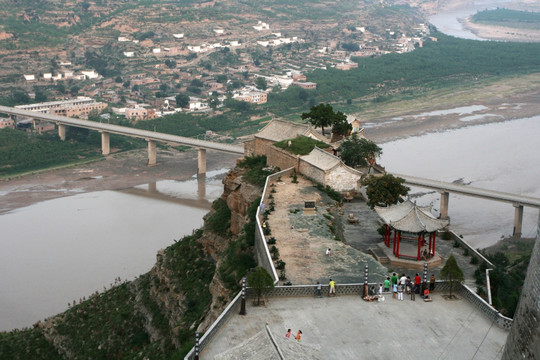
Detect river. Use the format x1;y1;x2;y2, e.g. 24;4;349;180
429;0;513;40
0;169;228;332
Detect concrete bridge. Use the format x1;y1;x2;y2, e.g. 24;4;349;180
394;173;540;237
0;105;244;176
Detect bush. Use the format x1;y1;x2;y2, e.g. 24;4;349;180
206;198;231;236
276;259;286;270
470;256;479;265
453;240;461;248
267;237;277;245
270;245;280;260
463;248;470;256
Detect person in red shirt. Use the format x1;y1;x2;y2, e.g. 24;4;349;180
414;273;421;294
295;330;302;342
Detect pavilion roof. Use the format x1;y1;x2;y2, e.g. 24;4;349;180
375;200;449;233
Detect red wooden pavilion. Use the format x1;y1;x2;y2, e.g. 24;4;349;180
375;200;449;261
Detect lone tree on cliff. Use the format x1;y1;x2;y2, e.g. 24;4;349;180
338;135;382;169
440;254;464;298
362;174;409;209
247;266;274;306
301;103;338;136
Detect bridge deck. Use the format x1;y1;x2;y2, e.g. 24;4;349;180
0;105;244;155
394;173;540;208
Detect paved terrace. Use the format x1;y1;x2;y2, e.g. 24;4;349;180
0;105;244;155
201;292;508;360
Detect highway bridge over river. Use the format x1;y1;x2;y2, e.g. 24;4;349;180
395;173;540;237
2;105;539;236
0;105;244;175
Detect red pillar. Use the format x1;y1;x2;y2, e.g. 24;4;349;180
432;231;437;256
417;233;422;261
428;233;432;254
396;231;401;258
393;229;397;250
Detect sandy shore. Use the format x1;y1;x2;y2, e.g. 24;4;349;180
460;17;540;42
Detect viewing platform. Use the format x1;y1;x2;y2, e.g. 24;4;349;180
201;290;508;359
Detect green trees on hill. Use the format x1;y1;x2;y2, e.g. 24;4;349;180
308;32;540;101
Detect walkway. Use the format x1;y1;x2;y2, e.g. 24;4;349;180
201;294;508;359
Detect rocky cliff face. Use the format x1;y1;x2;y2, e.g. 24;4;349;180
141;166;262;344
10;167;263;359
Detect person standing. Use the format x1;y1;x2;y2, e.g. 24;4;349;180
326;248;332;256
429;275;436;292
329;279;336;296
392;282;397;299
397;283;404;301
296;330;302;342
383;277;391;292
414;273;421;294
285;329;292;339
316;281;322;297
391;273;398;287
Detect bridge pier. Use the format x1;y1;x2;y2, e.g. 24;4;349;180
513;203;524;237
33;119;42;134
439;191;449;220
197;148;206;177
147;139;157;166
57;123;66;141
101;132;110;155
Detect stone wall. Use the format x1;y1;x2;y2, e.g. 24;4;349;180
266;146;298;171
324;165;361;192
502;214;540;359
254;138;274;157
244;139;255;156
298;159;325;185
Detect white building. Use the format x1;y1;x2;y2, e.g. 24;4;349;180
173;33;184;39
124;52;135;57
23;74;35;81
188;97;209;112
81;70;99;79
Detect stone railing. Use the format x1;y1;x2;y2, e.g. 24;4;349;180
184;291;243;360
255;167;296;284
429;281;512;330
185;280;512;358
440;230;494;267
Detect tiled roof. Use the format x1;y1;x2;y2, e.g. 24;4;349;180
375;200;449;233
300;147;340;171
256;119;314;142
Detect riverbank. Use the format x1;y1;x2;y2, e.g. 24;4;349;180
0;148;240;215
460;16;540;42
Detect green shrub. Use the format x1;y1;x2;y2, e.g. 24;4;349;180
206;198;231;236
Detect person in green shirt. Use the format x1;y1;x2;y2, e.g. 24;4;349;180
391;273;398;286
383;277;391;292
